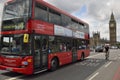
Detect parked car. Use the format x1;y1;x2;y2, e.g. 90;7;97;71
110;46;118;49
95;46;104;52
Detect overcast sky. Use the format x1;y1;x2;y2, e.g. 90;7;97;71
44;0;120;42
0;0;120;41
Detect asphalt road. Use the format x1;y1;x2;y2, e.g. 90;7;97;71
0;49;120;80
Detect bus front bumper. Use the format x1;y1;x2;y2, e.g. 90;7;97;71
0;65;33;75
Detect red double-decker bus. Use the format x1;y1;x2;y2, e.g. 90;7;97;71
0;0;90;75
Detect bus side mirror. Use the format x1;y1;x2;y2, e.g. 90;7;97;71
23;34;29;43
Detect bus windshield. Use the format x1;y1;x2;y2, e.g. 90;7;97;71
0;34;31;55
1;0;30;31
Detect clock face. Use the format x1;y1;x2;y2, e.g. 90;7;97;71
110;23;114;27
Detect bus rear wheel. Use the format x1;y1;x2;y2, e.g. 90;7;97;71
50;58;58;71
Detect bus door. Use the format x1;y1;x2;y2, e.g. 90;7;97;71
72;39;77;62
34;35;48;71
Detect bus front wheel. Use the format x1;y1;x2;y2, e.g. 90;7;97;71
50;58;58;71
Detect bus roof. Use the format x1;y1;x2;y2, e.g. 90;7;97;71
36;0;89;27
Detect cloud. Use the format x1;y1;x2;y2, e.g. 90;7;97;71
44;0;87;13
0;0;5;3
44;0;120;42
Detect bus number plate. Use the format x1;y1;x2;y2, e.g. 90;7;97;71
6;68;13;71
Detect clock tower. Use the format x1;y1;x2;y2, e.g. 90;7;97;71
109;12;116;46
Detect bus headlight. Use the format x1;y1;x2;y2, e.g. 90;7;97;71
22;61;28;66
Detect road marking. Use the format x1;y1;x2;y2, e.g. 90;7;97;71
104;61;112;68
88;72;99;80
87;53;104;58
5;75;23;80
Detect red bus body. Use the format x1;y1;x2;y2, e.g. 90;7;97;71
0;0;90;75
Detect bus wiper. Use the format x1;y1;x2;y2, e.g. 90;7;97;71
5;10;17;16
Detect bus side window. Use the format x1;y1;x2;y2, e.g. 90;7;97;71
59;43;62;51
66;40;72;51
59;43;66;52
49;36;55;53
